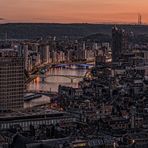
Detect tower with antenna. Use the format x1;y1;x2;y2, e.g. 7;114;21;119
138;13;142;25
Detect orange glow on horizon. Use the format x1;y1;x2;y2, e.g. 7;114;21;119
0;0;148;24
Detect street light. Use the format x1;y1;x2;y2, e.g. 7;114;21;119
132;139;135;144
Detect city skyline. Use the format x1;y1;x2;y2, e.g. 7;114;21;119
0;0;148;24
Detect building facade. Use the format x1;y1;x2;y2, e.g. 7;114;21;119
112;26;128;63
0;49;24;112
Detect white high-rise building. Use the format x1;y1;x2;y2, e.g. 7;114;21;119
23;44;29;70
39;44;49;63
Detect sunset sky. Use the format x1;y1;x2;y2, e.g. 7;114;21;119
0;0;148;23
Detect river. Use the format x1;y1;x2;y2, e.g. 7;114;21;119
24;67;88;108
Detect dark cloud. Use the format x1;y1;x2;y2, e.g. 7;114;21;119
0;18;5;21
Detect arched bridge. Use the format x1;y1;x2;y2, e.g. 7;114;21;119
38;74;86;83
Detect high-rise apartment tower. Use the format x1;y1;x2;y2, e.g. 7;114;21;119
112;26;128;63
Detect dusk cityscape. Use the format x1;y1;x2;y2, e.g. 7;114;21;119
0;0;148;148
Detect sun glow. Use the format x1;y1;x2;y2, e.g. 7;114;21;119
0;0;148;23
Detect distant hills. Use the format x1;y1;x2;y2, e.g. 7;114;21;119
0;23;148;40
81;33;111;43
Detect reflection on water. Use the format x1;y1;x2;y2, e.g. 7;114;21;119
27;67;87;92
25;67;87;108
24;95;51;108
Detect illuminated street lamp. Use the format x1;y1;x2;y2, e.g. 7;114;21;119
132;139;135;144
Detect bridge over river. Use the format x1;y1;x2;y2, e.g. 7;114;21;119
25;90;58;97
38;74;85;83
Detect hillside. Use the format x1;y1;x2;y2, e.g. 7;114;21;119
0;23;148;39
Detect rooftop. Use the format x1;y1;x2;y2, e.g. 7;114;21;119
0;109;67;121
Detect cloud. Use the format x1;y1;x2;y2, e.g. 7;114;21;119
0;18;5;21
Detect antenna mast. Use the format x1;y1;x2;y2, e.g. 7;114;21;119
138;14;142;25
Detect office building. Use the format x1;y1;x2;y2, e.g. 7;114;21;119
0;49;24;112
